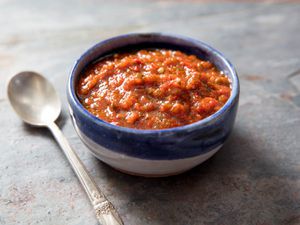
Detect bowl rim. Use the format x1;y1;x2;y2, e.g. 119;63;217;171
67;32;239;134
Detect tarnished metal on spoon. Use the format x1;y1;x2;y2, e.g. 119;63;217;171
7;71;123;225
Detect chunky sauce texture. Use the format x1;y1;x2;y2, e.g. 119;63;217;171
77;49;231;129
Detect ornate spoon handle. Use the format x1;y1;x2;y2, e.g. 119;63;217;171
48;122;123;225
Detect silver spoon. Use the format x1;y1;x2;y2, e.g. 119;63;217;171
7;71;123;225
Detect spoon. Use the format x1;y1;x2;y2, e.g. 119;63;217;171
7;71;123;225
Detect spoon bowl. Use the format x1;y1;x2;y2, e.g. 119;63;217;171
7;71;61;126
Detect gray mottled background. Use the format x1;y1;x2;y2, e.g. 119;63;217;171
1;0;300;225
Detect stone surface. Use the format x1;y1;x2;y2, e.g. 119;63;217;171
1;1;300;225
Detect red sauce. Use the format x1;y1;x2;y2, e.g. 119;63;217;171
77;49;231;129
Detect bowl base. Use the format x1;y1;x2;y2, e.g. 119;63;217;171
74;123;222;177
109;166;192;178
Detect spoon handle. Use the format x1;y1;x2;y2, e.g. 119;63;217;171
47;122;123;225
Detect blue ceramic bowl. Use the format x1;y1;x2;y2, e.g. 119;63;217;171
67;33;239;177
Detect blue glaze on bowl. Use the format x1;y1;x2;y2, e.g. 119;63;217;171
67;33;239;161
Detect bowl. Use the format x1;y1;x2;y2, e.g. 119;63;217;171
67;33;239;177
